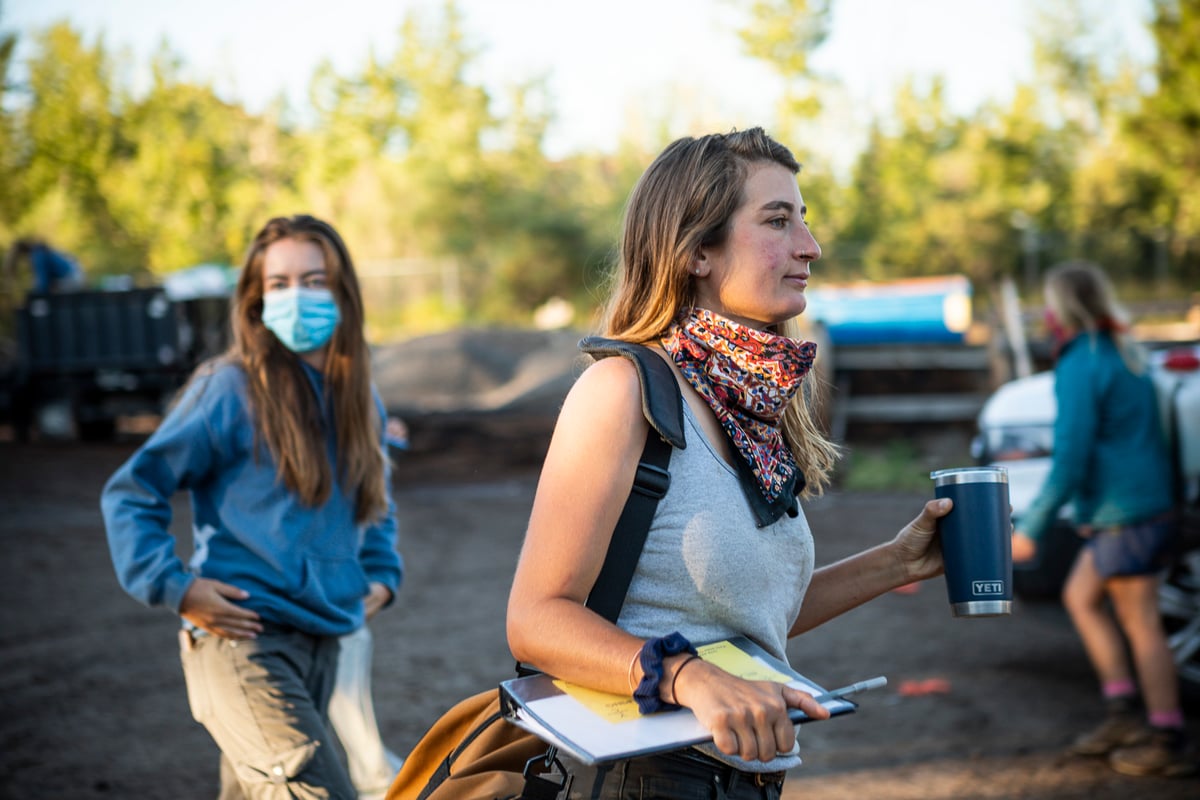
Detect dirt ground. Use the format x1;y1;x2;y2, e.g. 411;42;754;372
2;423;1199;800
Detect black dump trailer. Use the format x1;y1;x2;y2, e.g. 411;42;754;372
4;287;229;440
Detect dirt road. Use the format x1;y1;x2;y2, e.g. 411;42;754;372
1;437;1196;799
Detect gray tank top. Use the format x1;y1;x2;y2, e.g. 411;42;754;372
615;401;815;771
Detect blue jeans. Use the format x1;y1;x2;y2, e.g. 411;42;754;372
562;748;785;800
179;625;355;800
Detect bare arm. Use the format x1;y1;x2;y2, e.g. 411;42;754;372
507;357;649;692
789;498;950;637
1011;531;1038;563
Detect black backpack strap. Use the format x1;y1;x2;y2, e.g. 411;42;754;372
512;427;670;675
585;427;672;622
513;338;684;680
579;336;685;622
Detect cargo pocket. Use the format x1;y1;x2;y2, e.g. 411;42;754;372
230;739;319;788
178;628;214;724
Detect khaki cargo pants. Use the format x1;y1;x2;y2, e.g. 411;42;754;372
180;625;355;800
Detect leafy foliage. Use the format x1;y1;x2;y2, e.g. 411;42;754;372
1;0;1196;340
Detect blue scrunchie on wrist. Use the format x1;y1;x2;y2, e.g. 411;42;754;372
633;631;698;714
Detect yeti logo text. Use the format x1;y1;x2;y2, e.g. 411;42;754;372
972;581;1004;595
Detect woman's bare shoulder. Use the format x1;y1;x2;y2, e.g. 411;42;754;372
573;353;641;399
555;355;646;441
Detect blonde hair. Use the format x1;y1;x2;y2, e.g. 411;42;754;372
599;128;839;496
225;214;387;523
1044;260;1145;374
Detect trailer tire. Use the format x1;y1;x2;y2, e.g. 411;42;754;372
76;416;116;441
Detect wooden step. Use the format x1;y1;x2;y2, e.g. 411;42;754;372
839;393;989;423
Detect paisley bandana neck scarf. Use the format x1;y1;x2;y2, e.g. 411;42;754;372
661;308;817;504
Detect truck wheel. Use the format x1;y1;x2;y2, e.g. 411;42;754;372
77;417;117;441
1161;544;1200;709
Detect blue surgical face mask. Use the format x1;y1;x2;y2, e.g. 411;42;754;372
261;287;341;353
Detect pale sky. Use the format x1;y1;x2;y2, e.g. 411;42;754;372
5;0;1155;165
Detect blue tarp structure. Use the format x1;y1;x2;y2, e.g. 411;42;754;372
805;274;973;345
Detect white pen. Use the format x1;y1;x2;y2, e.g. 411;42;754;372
809;676;888;704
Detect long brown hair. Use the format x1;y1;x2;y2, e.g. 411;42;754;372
228;214;387;522
600;128;839;496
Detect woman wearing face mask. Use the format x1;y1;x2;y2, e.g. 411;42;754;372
102;214;402;799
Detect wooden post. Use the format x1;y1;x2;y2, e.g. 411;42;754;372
1000;277;1033;379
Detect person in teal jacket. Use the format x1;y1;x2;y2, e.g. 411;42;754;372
1012;261;1193;778
101;214;402;798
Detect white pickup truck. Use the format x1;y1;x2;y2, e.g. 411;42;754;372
971;342;1200;697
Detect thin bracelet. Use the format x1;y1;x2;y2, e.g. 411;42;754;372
626;644;643;694
667;654;701;705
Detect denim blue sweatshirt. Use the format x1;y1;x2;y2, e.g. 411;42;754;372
1020;332;1174;542
101;360;403;636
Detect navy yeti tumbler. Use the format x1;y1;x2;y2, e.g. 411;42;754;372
930;466;1012;617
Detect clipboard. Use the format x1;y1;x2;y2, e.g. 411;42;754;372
498;636;860;765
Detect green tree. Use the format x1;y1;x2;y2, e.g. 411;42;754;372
1016;0;1200;290
296;2;494;264
752;0;1168;305
103;45;299;273
0;19;21;233
738;0;832;122
832;73;1081;297
839;81;976;281
1120;0;1200;284
296;0;637;327
9;23;131;271
2;23;293;278
1023;0;1150;285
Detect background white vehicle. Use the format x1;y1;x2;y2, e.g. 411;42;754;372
971;343;1200;698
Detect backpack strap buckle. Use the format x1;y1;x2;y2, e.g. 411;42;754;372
519;747;571;799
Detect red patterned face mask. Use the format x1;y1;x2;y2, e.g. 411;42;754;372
661;308;816;504
1043;308;1070;346
1045;307;1127;358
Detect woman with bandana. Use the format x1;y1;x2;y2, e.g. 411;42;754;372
102;215;402;799
506;129;951;799
1012;261;1194;778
